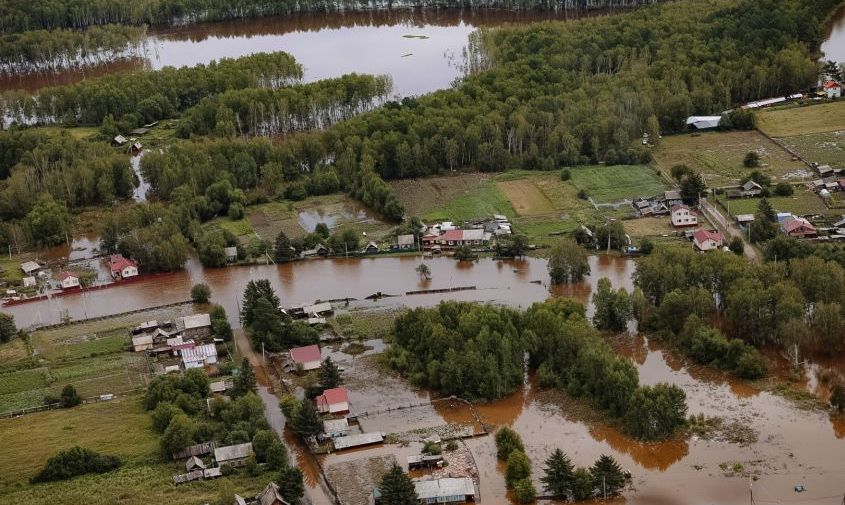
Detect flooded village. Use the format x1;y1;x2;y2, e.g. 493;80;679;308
2;0;845;504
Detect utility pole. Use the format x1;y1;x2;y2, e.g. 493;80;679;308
603;476;607;500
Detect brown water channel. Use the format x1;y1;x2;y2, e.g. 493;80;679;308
0;9;601;96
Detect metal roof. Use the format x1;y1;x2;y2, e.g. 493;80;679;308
333;432;383;450
178;313;211;330
181;344;217;363
214;442;253;463
414;478;476;500
322;418;349;434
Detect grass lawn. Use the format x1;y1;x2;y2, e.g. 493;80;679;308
778;130;845;169
715;190;831;217
246;194;392;241
390;173;495;218
653;131;809;187
757;101;845;137
569;165;667;203
422;178;515;222
204;215;256;245
0;398;274;505
330;309;404;341
623;217;677;237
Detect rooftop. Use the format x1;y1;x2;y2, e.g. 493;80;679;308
414;478;476;500
290;344;321;364
109;254;137;272
214;442;253;463
317;387;349;406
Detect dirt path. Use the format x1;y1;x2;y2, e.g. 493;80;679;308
700;198;759;261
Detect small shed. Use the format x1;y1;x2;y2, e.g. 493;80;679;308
224;246;238;262
113;135;128;146
322;418;350;438
20;261;40;275
181;343;218;369
22;276;36;288
396;234;415;250
186;456;206;473
132;333;154;352
214;442;253;468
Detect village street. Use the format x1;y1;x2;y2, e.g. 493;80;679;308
234;330;335;505
700;197;760;261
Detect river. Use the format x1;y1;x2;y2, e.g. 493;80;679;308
0;254;632;328
0;9;598;96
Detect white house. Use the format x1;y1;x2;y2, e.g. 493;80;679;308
109;254;138;279
316;387;350;414
289;344;322;371
686;116;722;129
58;271;80;289
693;230;724;251
670;204;698;227
824;80;843;99
181;343;218;369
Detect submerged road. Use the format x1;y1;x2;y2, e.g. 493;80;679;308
234;330;335;505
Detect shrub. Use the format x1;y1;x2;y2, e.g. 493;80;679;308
60;385;81;408
191;283;211;303
505;450;531;488
31;447;121;483
514;477;537;503
729;237;744;255
495;426;525;460
743;152;760;168
423;441;442;455
560;168;571;181
774;182;794;196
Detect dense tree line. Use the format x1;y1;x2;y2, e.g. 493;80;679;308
0;0;663;34
303;0;837;179
542;449;626;500
0;52;302;127
387;299;687;439
240;279;318;351
0;130;134;219
177;73;392;138
636;245;845;356
31;447;121;483
0;24;145;74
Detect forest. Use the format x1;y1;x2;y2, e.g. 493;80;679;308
635;244;845;361
0;24;145;74
386;299;688;440
0;51;302;126
0;0;663;33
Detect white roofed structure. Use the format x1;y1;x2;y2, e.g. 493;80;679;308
686;116;722;129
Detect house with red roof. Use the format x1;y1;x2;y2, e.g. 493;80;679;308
670;204;698;227
824;80;842;99
289;344;322;371
316;387;350;414
693;230;724;251
781;217;817;238
58;271;80;289
109;254;139;280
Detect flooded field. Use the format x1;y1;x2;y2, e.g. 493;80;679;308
1;254;633;329
0;9;602;96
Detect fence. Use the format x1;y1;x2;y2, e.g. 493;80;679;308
0;388;144;419
30;299;193;331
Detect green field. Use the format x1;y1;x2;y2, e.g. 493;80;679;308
569;165;667;203
757;101;845;137
423;178;516;222
716;190;831;217
654;131;809;187
779;131;845;169
0;398;273;505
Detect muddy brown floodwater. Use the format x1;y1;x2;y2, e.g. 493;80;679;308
0;9;610;96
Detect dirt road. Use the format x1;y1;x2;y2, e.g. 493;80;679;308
700;198;759;261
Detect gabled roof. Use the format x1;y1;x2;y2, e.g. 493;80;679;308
109;254;137;273
178;313;211;330
185;455;205;472
783;217;816;233
289;344;321;364
414;478;476;501
664;190;682;200
58;271;78;281
181;343;216;363
693;229;723;244
824;80;842;89
440;229;464;242
670;204;690;213
317;387;349;406
258;482;291;505
20;261;40;273
397;234;415;246
213;442;253;463
742;180;763;191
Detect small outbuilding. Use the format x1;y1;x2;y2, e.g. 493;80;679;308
109;254;139;279
181;343;218;369
175;313;212;339
396;234;415;250
185;456;206;473
132;333;154;352
214;442;253;468
20;261;41;275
